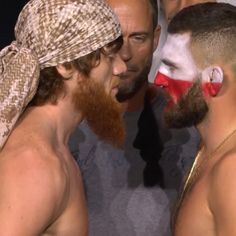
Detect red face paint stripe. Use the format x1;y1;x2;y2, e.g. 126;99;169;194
155;71;192;103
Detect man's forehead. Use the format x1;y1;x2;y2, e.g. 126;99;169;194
160;33;199;78
161;33;192;62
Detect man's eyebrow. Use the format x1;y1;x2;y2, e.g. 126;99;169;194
129;32;149;37
161;58;178;69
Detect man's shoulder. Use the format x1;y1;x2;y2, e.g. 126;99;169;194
0;141;67;185
0;142;69;234
208;149;236;224
210;150;236;184
0;140;69;207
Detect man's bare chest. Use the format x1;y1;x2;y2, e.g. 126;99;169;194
173;177;214;236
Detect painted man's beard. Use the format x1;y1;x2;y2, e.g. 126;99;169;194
72;79;125;147
164;80;209;129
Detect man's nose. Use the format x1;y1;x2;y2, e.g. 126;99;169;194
112;53;127;76
118;40;132;62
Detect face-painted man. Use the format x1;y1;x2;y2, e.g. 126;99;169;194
156;3;236;236
155;32;222;128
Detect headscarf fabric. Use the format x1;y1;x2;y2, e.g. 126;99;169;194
0;0;121;149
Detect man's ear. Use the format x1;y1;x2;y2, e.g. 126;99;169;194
153;25;161;52
201;66;223;84
56;64;75;79
201;66;224;97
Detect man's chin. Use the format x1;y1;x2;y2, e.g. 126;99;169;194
164;107;191;129
86;97;125;147
164;98;175;111
73;81;125;147
163;98;208;129
163;80;209;129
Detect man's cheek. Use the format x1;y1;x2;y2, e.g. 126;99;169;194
154;72;193;103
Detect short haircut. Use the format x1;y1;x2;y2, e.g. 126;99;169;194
168;3;236;70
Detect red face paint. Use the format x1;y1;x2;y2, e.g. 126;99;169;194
154;72;193;103
155;71;222;109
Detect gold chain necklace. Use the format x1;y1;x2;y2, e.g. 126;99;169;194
172;127;236;229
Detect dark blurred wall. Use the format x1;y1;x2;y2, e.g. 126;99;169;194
1;0;29;49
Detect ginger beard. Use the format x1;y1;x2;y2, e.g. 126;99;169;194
164;79;208;129
72;79;125;147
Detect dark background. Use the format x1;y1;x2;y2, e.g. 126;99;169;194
1;0;29;49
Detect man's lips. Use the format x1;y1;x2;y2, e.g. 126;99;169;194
111;87;119;97
119;68;138;78
110;82;120;97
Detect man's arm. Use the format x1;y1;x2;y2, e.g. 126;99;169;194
0;149;67;235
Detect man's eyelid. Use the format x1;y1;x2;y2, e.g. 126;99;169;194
107;52;116;61
130;32;149;39
103;48;115;58
161;59;178;70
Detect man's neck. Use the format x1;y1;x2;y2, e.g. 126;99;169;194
198;97;236;156
25;99;83;146
121;82;148;112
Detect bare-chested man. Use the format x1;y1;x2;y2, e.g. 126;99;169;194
155;2;236;236
0;0;126;235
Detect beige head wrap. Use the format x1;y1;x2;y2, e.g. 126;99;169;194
0;0;121;149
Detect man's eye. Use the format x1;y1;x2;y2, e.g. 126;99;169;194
166;65;177;75
107;52;115;59
106;52;116;62
169;66;175;73
133;35;146;42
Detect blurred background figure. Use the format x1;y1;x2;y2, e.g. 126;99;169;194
69;0;200;235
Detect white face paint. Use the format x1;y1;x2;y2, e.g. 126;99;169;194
159;33;199;82
155;32;223;103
